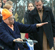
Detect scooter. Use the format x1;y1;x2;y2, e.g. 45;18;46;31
0;45;4;50
15;38;38;50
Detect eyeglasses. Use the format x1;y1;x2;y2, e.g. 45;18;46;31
8;17;15;20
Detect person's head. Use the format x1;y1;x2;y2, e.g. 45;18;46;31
28;3;34;11
3;4;13;13
35;0;43;11
2;9;14;25
0;2;2;7
5;0;13;7
3;0;7;3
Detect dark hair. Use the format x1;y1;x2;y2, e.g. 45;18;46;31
35;0;43;3
27;2;34;7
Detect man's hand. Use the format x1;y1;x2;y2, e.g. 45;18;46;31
18;48;20;50
36;22;48;28
13;38;23;42
53;37;55;43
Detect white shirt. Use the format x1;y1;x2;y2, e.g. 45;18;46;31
0;7;3;16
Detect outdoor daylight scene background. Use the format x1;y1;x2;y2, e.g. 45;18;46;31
10;0;55;23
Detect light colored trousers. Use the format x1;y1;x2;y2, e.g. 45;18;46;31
43;32;54;50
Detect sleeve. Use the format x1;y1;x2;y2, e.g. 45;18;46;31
0;25;15;47
17;22;37;33
24;12;28;24
50;8;55;37
29;15;34;24
28;10;36;39
29;12;34;24
24;11;32;24
24;11;35;40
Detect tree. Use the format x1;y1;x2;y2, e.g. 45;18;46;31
12;0;55;23
15;12;19;22
12;0;20;13
21;18;24;24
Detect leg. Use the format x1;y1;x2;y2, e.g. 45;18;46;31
43;32;47;50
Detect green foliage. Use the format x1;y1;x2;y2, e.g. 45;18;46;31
15;13;19;22
21;18;24;24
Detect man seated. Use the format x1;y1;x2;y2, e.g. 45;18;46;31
0;9;48;50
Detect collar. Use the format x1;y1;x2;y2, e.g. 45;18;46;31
30;6;50;15
1;21;14;27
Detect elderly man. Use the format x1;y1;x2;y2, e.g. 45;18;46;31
28;0;55;50
0;9;48;50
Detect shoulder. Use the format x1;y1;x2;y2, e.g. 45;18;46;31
43;6;52;12
24;10;30;18
14;21;21;26
25;10;30;14
29;7;38;15
14;21;19;25
0;23;5;30
0;23;3;27
14;22;24;29
0;23;2;26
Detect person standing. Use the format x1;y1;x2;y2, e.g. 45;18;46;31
1;0;7;8
5;0;13;8
3;4;13;13
24;2;34;39
28;0;55;50
0;1;3;22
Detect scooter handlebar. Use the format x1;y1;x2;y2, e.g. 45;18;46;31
33;40;38;43
14;39;38;44
14;40;26;44
0;45;4;50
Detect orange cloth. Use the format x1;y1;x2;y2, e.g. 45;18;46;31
8;25;14;31
2;9;12;20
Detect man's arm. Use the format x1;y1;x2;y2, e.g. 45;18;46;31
17;22;48;33
24;13;27;24
50;8;55;37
